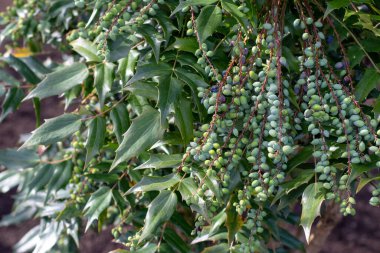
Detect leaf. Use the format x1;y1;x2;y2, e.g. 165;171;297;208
347;45;365;68
94;62;115;109
174;97;194;144
0;149;39;169
24;63;89;100
225;195;243;245
108;37;132;62
201;243;229;253
356;176;380;193
140;190;177;242
324;0;350;18
126;173;180;194
355;68;380;102
164;228;190;253
155;13;177;43
110;103;130;144
178;177;198;201
138;24;163;63
281;169;314;193
83;186;113;231
126;63;172;86
0;87;24;122
171;0;219;15
85;117;106;166
196;6;222;43
70;38;101;62
221;0;248;31
374;97;380;113
109;244;157;253
300;183;325;244
3;55;40;84
167;37;198;53
117;50;139;83
125;81;158;100
287;146;314;172
158;75;183;124
134;154;182;170
20;114;82;149
111;108;165;170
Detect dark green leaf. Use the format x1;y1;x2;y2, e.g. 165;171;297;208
138;24;163;63
140;190;177;242
225;195;243;245
83;186;113;231
174;97;194;144
111;107;165;170
172;0;219;15
355;68;380;102
70;38;101;62
95;62;115;109
158;76;183;124
24;63;89;100
110;103;130;144
196;6;222;43
134;154;182;170
126;173;180;194
0;87;24;122
20;114;82;149
324;0;350;18
85;117;106;165
126;63;172;86
0;149;39;169
300;183;325;244
167;37;198;53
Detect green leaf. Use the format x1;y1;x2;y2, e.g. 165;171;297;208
94;62;115;109
172;0;219;15
0;87;24;122
24;63;89;100
347;45;365;68
111;108;165;170
178;177;198;201
373;97;380;113
167;37;198;53
126;63;172;86
164;228;191;253
158;75;183;124
117;50;139;83
125;81;158;100
110;244;157;253
3;55;40;84
70;38;101;62
281;169;314;193
83;186;113;231
134;154;182;170
356;176;380;193
20;114;82;149
355;68;380;102
196;6;222;43
110;103;130;144
300;183;325;244
287;146;314;172
225;195;243;245
0;149;39;169
174;97;194;144
221;0;248;31
140;190;177;242
155;13;177;43
126;173;180;194
138;24;163;63
108;37;132;62
85;117;106;166
201;243;229;253
324;0;350;18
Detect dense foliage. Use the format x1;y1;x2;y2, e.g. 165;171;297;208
1;0;380;252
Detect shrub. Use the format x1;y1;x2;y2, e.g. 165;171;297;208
0;0;380;252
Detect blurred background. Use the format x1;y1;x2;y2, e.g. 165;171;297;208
0;1;379;252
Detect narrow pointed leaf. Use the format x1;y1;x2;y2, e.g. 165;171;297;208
300;183;325;244
110;103;130;144
126;63;172;85
196;6;222;43
174;97;193;144
95;62;115;109
126;173;180;194
158;76;182;124
140;190;177;242
20;114;82;149
70;38;101;62
111;108;165;170
85;117;106;165
83;186;113;231
134;154;182;170
24;63;89;100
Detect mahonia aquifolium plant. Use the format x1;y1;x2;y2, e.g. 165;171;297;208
0;0;380;252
